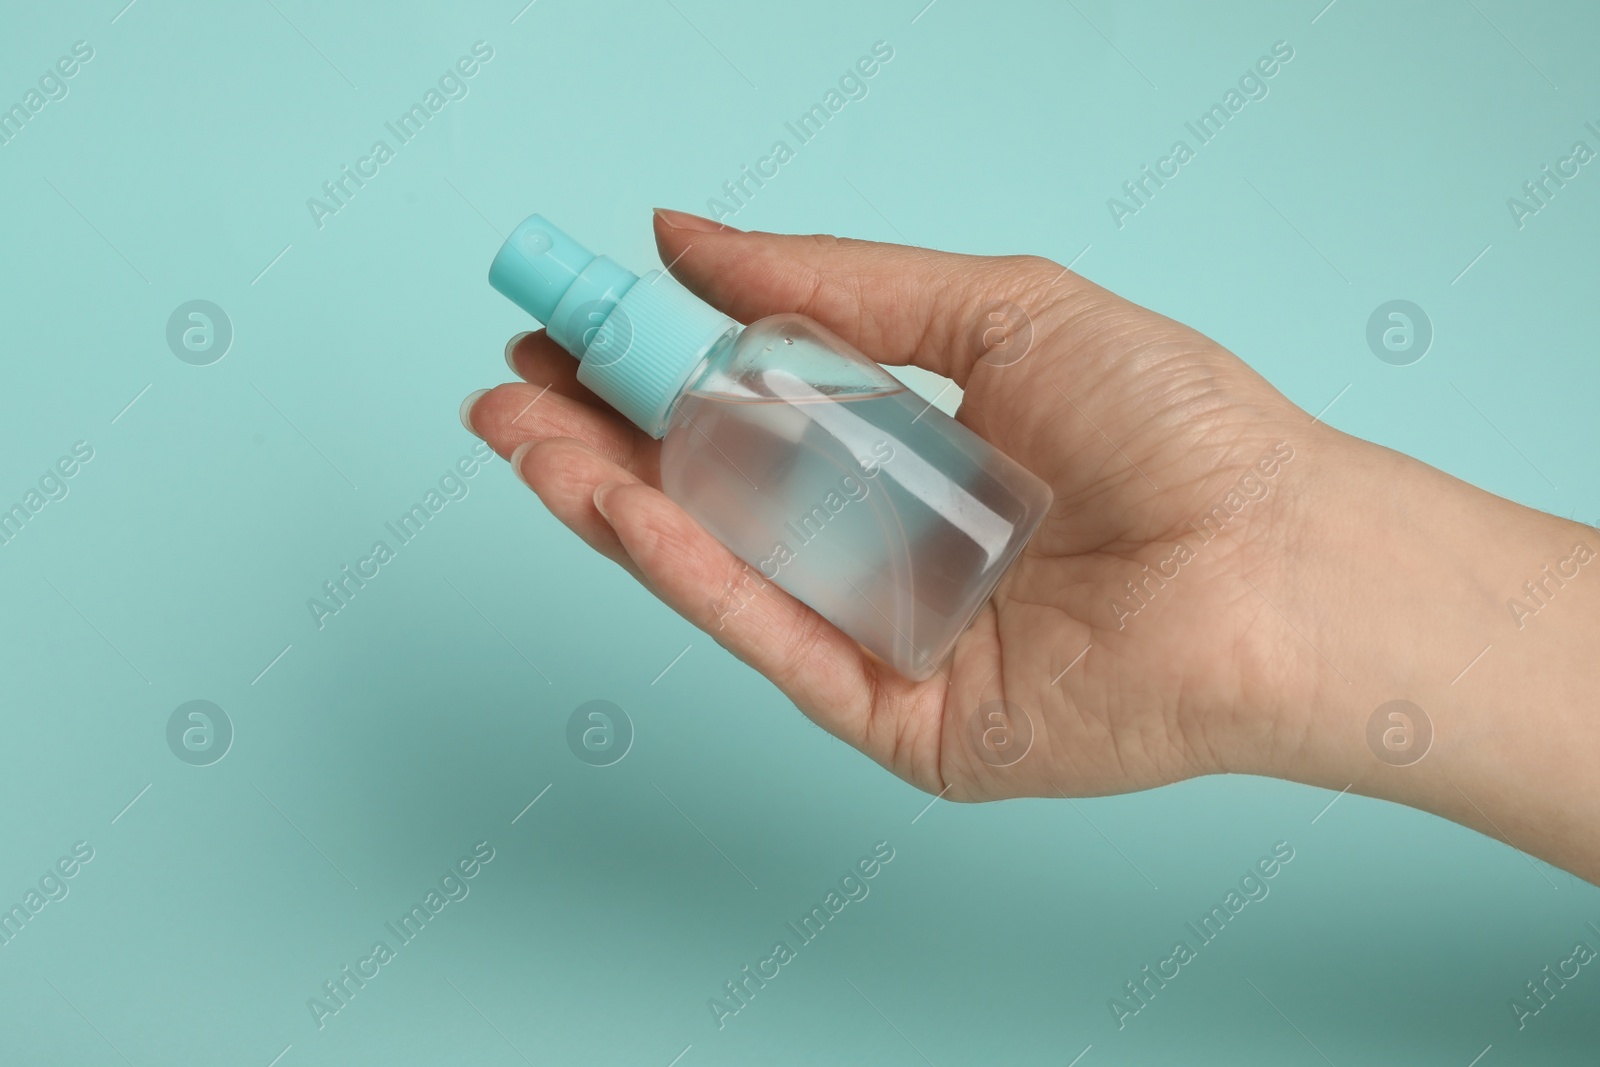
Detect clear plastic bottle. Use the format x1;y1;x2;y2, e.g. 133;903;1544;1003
489;215;1051;680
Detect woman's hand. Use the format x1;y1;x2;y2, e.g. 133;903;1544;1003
464;210;1600;882
464;207;1331;797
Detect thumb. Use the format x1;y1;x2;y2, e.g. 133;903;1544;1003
651;209;1079;386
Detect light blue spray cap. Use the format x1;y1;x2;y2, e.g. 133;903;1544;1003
488;214;738;437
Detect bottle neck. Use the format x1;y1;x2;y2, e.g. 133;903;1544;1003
569;271;740;438
662;325;741;434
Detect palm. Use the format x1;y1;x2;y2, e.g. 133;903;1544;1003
469;216;1311;803
920;310;1306;802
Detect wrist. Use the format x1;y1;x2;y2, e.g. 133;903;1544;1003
1265;428;1600;879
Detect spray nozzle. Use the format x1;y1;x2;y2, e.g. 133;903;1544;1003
488;214;640;358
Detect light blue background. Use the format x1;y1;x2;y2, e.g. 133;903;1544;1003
2;0;1597;1063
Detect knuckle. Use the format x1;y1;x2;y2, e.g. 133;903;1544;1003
1006;252;1060;278
1001;255;1070;304
777;606;830;680
629;502;678;565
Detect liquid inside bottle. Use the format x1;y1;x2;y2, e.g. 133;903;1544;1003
660;316;1051;680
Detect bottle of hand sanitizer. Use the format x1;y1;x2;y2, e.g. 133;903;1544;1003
489;215;1051;681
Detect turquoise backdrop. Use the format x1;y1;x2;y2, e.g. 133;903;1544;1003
2;0;1597;1063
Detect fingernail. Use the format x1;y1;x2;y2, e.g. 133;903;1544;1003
654;208;735;233
459;388;490;436
509;440;536;487
504;331;532;374
593;480;621;522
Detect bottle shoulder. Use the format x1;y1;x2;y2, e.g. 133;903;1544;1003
684;313;905;407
